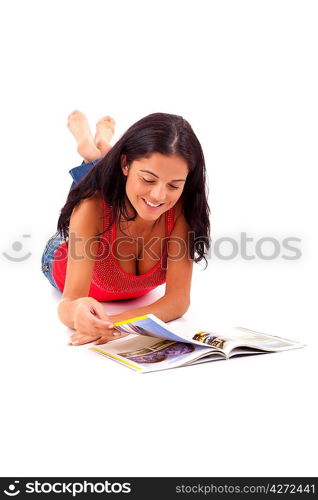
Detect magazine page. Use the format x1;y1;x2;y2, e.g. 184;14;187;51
90;335;218;373
213;326;306;356
185;353;230;366
112;314;228;351
165;319;305;355
111;315;305;359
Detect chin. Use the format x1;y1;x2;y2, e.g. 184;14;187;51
138;197;168;215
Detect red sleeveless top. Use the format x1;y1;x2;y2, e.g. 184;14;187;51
52;199;175;301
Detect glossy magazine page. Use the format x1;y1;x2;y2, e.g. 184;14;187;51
90;334;218;373
111;313;229;349
216;326;306;356
89;315;305;372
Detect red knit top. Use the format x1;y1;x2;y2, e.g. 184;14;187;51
52;199;175;301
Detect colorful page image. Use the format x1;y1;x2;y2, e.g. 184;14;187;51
115;316;193;344
118;339;207;370
192;332;230;348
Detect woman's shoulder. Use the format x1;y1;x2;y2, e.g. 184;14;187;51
72;190;105;234
76;190;104;214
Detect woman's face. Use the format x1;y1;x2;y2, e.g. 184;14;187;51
122;153;189;221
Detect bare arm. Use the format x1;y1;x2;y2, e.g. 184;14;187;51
57;193;107;329
107;293;188;325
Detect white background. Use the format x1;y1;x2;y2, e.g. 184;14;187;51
0;0;317;477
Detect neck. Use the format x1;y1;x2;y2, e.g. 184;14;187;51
120;198;161;237
135;215;161;234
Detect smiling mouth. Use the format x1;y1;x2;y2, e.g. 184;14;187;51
142;198;164;208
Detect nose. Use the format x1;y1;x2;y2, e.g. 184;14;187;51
149;183;166;203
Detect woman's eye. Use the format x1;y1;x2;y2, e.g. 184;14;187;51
142;178;179;190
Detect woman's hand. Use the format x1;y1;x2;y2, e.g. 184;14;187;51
70;297;128;346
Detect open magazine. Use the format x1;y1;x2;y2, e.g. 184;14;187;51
89;314;305;373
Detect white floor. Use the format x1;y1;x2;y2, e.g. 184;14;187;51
1;258;316;477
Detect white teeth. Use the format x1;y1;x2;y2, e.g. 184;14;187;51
143;198;161;207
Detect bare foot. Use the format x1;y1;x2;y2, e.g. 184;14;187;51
67;110;103;162
94;116;116;156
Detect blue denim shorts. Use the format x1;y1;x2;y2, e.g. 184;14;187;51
41;158;102;289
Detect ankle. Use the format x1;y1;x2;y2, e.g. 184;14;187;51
96;140;112;156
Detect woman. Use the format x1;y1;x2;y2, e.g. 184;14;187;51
41;110;210;346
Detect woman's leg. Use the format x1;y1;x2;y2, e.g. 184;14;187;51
41;111;116;286
41;230;64;289
94;115;116;155
67;110;115;161
68;158;103;191
67;110;104;162
67;110;116;191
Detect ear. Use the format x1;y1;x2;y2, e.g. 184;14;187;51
120;154;129;176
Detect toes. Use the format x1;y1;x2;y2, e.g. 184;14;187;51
98;116;116;127
67;110;82;125
68;110;80;118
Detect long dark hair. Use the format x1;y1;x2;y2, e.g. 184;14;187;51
57;112;211;266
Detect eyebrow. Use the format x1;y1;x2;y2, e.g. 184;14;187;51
139;169;186;182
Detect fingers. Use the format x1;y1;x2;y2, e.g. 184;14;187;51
92;316;115;332
72;303;129;345
70;329;130;346
70;333;100;346
71;332;96;342
74;315;115;337
71;329;124;343
88;307;116;332
92;338;110;346
92;333;129;346
70;335;109;346
82;321;114;336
